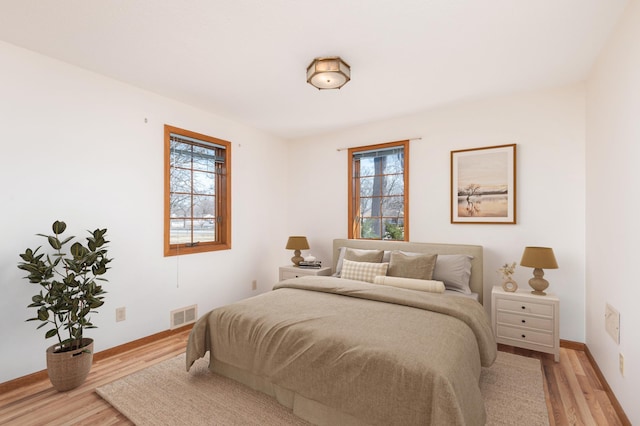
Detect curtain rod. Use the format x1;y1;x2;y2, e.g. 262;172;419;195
336;137;422;152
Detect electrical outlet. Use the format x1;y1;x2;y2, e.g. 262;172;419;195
116;307;126;322
619;353;624;376
251;280;257;290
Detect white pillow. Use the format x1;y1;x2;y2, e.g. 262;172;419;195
373;276;445;293
341;259;389;283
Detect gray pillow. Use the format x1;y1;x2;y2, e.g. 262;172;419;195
388;251;437;280
432;254;473;294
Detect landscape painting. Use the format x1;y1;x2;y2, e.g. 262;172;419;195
451;144;516;224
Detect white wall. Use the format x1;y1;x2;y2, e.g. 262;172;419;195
586;0;640;422
288;85;587;340
0;41;290;383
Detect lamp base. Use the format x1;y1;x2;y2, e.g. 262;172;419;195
291;249;303;266
528;268;549;296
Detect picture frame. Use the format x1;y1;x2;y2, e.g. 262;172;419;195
451;144;516;224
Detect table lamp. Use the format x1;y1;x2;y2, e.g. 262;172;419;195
286;236;309;266
520;246;558;295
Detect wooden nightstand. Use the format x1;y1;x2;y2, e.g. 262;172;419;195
279;265;332;281
491;286;560;362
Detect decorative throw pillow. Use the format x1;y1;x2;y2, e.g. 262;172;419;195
341;259;389;283
373;275;445;293
432;254;473;294
344;248;384;263
334;248;386;277
387;251;437;280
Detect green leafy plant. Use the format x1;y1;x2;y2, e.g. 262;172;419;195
384;222;404;241
17;220;112;353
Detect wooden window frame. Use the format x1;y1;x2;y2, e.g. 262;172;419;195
348;140;409;241
164;125;231;256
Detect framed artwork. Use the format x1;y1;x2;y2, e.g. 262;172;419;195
451;144;516;224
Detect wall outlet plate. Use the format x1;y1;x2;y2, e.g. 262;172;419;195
116;307;126;322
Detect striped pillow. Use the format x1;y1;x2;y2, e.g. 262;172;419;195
341;259;389;283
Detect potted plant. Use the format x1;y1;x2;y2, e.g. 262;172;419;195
17;220;112;391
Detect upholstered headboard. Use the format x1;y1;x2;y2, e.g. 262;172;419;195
332;239;484;304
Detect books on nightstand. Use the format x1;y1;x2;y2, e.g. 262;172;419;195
298;261;322;269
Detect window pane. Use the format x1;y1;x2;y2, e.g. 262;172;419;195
383;218;404;240
170;194;191;217
170;142;192;168
382;153;403;174
359;198;369;217
382;196;404;216
192;195;215;218
192;145;217;172
360;196;378;217
170;219;192;244
360;218;381;239
359;176;375;197
170;168;191;194
193;220;215;243
384;174;404;195
359;158;376;177
193;170;215;195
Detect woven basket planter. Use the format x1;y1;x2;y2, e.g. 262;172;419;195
46;338;94;392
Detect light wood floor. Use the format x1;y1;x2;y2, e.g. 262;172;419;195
499;344;628;426
0;328;629;425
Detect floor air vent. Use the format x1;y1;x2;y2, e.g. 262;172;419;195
170;305;197;329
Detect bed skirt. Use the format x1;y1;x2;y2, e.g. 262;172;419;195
211;356;367;426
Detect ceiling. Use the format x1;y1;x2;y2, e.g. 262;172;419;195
0;0;629;140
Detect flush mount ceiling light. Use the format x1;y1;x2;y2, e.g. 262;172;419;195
306;56;351;90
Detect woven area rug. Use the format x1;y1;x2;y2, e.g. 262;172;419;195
97;351;549;425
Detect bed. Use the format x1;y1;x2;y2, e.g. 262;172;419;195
186;239;497;425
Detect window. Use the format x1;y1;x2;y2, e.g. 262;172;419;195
348;140;409;241
164;125;231;256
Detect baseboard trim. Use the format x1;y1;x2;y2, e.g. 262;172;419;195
0;324;193;394
92;323;193;362
583;345;632;426
560;339;585;351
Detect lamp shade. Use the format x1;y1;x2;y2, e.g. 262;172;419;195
306;57;351;90
286;236;309;251
520;247;558;269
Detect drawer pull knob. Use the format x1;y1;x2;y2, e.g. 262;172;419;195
521;306;526;310
521;334;526;338
521;320;526;323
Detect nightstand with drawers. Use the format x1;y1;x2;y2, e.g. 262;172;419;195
491;286;560;362
279;265;332;281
